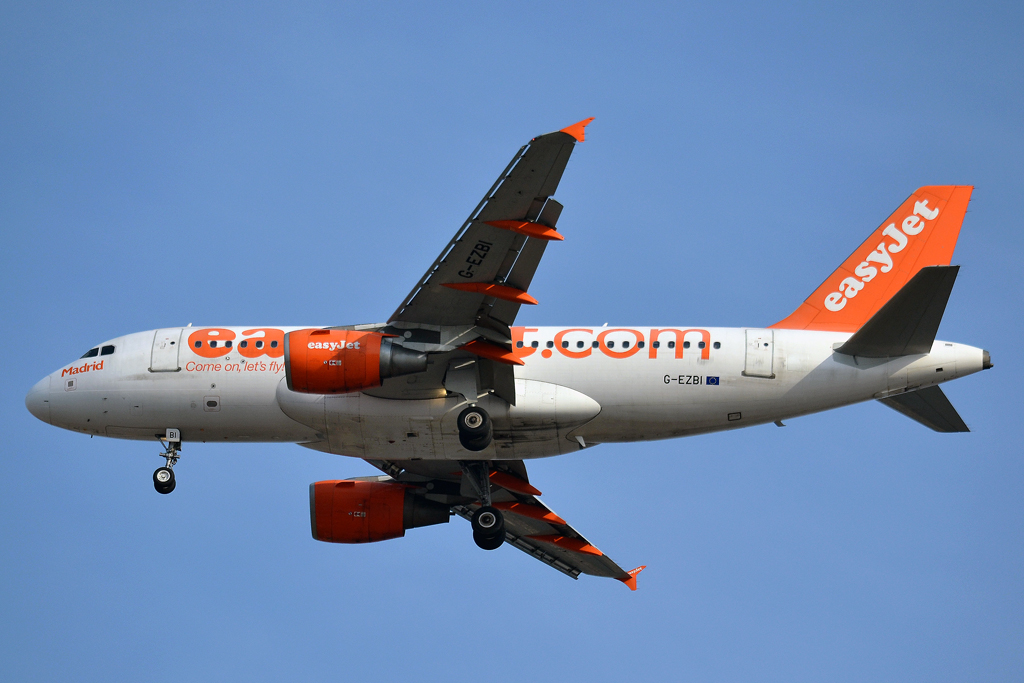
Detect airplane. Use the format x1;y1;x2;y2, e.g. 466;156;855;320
25;118;992;590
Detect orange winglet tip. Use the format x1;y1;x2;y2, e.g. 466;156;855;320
619;565;646;591
492;501;565;525
442;282;538;305
527;535;603;557
460;340;524;366
489;471;542;497
485;220;564;241
560;117;595;142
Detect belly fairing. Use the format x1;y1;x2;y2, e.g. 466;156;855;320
275;378;601;460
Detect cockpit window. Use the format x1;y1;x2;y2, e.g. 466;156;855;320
101;345;115;356
80;348;99;359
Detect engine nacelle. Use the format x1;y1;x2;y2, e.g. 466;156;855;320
309;480;450;544
284;329;427;394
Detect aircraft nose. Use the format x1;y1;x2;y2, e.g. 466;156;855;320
25;376;51;424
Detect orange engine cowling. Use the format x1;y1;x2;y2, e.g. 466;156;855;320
310;480;450;543
284;329;427;394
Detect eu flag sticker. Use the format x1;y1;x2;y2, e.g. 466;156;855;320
706;376;720;386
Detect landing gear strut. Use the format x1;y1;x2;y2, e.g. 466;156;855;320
154;429;180;495
460;460;505;550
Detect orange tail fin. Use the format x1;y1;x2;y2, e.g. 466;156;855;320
771;185;973;332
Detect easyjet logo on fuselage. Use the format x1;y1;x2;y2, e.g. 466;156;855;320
187;328;285;359
512;328;714;361
823;200;940;312
184;327;715;364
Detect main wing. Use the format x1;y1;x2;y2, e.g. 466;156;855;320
389;118;593;335
359;119;593;404
366;457;645;589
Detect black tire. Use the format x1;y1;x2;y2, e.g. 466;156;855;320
154;479;176;494
153;467;175;486
457;406;492;451
457;406;490;440
473;529;505;550
471;506;504;536
459;432;491;452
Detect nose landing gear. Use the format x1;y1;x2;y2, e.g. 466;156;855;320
153;466;175;494
154;429;180;495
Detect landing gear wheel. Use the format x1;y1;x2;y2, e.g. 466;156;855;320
473;529;505;550
457;406;492;451
471;505;503;534
471;505;505;550
153;467;175;494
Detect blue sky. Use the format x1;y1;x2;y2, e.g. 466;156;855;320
2;2;1022;681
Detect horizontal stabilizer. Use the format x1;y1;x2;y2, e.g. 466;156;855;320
879;386;969;432
835;266;958;358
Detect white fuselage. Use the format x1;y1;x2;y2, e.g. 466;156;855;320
26;325;986;461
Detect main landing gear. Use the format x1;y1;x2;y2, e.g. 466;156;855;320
457;405;492;451
154;429;181;495
460;460;505;551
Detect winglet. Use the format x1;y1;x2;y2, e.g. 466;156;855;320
560;117;595;142
619;565;646;591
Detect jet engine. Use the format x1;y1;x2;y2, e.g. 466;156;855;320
310;480;451;543
284;329;427;394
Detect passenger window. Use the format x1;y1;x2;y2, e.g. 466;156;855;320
638;341;645;349
561;341;569;348
683;341;690;349
577;341;584;349
713;341;721;349
100;345;115;356
516;341;524;348
255;340;264;349
668;341;675;349
698;341;706;349
607;341;615;348
225;341;232;348
270;341;278;348
80;348;99;359
210;341;218;348
194;340;202;348
622;341;630;349
531;341;539;348
592;341;599;348
546;341;554;348
239;341;248;348
653;341;660;348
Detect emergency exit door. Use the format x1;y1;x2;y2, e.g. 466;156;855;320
150;328;183;372
743;329;775;378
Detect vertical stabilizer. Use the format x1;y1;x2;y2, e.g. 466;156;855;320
772;186;972;332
